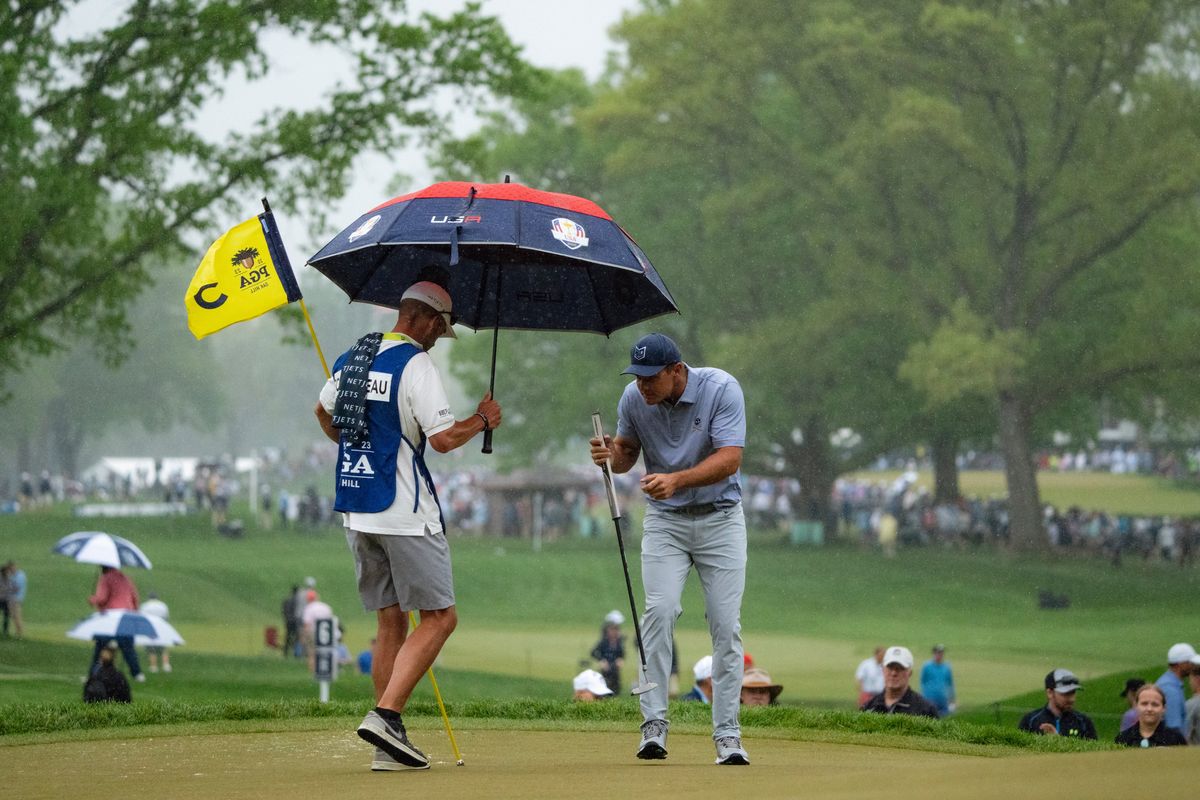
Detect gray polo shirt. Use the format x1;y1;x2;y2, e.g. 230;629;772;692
616;365;745;511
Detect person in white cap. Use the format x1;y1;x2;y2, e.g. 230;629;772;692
316;278;502;772
859;646;939;718
1155;642;1196;732
681;655;714;703
1017;669;1096;739
573;669;615;702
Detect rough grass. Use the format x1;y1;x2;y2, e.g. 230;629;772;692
0;696;1110;755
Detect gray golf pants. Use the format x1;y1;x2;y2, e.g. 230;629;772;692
639;503;746;739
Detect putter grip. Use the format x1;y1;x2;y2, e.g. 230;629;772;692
591;412;622;519
482;429;493;454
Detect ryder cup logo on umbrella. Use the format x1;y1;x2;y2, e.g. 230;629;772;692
551;217;589;250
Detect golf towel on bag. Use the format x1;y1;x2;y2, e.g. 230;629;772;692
333;343;434;514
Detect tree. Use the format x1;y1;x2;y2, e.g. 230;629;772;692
0;1;532;390
436;0;1200;553
2;264;225;477
824;0;1200;549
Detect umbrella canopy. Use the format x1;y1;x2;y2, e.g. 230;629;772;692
308;180;679;453
67;610;184;647
307;180;678;334
52;531;152;569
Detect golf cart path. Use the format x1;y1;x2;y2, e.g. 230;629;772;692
6;728;1196;798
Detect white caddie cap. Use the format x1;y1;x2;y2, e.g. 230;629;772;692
1167;642;1197;664
693;655;713;682
604;609;625;625
573;669;613;696
883;646;913;670
401;281;457;339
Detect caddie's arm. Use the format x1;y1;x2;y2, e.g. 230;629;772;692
640;446;742;500
314;404;339;444
428;393;502;453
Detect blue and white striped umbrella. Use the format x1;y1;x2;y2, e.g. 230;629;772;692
67;610;184;647
52;531;152;569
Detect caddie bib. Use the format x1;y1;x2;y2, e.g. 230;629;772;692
332;342;436;514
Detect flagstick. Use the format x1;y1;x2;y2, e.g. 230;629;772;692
299;298;331;379
414;610;465;765
302;299;464;765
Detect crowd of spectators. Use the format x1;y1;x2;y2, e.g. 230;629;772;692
7;442;1200;569
836;474;1200;565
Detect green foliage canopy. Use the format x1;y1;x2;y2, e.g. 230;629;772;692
0;1;532;389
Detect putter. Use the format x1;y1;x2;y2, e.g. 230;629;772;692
592;411;658;696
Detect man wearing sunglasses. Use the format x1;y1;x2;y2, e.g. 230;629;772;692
315;279;501;772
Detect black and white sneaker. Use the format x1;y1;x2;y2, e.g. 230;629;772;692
714;736;750;765
637;719;669;760
358;710;429;769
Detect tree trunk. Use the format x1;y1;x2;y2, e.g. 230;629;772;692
931;433;960;504
49;399;85;479
793;415;838;533
16;431;32;474
998;392;1045;551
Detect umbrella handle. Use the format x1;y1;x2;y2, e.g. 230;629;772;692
481;273;501;455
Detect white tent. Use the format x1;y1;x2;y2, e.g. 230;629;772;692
80;457;201;490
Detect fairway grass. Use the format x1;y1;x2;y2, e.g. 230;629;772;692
850;468;1200;515
4;504;1200;738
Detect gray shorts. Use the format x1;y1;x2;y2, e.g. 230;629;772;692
345;528;455;612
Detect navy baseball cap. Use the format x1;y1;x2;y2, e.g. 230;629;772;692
622;333;682;377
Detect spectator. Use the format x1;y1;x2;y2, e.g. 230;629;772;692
140;592;171;674
0;563;10;636
290;582;308;656
4;561;24;638
83;640;132;703
1119;678;1146;733
1155;643;1195;733
920;644;956;716
281;584;300;658
855;647;884;708
681;655;714;703
88;566;144;682
590;612;626;695
1115;683;1187;747
1017;669;1097;739
740;667;783;706
860;646;939;718
358;638;376;676
336;623;352;668
301;589;334;671
573;668;615;702
1185;666;1200;745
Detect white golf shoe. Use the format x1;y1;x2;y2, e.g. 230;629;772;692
715;736;750;765
637;719;669;760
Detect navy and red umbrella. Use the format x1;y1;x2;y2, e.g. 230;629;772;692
308;180;678;451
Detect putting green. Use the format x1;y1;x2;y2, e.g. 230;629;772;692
4;719;1196;799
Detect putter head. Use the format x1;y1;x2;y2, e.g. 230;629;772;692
630;680;659;696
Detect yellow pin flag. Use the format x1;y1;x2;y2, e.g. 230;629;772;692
185;208;302;339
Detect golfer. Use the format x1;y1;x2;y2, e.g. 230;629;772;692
590;332;749;765
315;280;501;772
